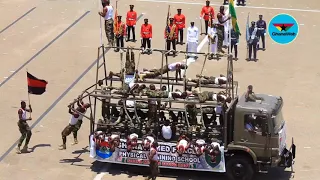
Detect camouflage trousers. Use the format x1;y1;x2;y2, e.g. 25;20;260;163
105;19;114;45
216;26;224;53
186;104;198;125
146;90;169;98
62;124;76;137
17;120;32;147
144;65;170;79
190;78;215;85
197;91;215;103
201;107;215;114
135;102;149;109
72;119;83;139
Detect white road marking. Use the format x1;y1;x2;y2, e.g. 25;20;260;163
4;77;8;79
93;163;110;180
303;147;311;149
137;0;320;13
10;71;15;73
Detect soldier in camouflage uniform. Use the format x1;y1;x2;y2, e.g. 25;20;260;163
245;85;264;102
216;6;231;53
99;0;115;46
188;74;228;86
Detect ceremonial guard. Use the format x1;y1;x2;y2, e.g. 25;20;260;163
230;27;240;60
200;0;215;35
114;15;126;52
140;18;153;54
256;14;267;50
173;8;186;45
248;21;258;61
164;18;178;56
99;0;114;46
208;22;218;59
186;21;199;57
217;6;231;53
126;5;137;42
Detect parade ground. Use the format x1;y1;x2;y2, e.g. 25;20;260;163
0;0;320;179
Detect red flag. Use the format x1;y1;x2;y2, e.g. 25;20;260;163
27;72;48;95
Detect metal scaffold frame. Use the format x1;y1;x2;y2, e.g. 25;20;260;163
68;44;238;141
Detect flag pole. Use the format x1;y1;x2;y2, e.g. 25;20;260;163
26;69;32;118
228;1;232;57
98;0;103;46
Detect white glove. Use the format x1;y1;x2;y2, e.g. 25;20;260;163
149;38;152;40
236;43;239;45
199;16;202;20
133;25;136;28
264;33;266;36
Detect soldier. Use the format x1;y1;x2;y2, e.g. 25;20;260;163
145;141;159;180
217;6;231;53
114;16;126;52
16;101;33;154
248;21;259;61
72;99;90;145
256;14;267;50
230;27;240;60
200;0;215;35
139;62;187;80
245;85;264;102
141;18;153;54
188;74;229;86
174;8;186;45
99;0;114;46
164;18;178;56
186;21;199;57
208;22;218;59
126;5;137;42
60;105;86;150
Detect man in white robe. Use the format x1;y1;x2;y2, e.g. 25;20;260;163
207;23;218;59
186;22;199;58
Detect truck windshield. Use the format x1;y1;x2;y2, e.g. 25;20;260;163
272;110;284;134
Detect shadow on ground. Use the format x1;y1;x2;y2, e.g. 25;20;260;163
89;162;293;180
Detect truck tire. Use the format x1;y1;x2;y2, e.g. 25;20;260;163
226;156;254;180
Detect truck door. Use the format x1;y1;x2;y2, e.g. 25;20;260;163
239;114;270;157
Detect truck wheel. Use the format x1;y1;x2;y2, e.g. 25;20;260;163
226;156;254;180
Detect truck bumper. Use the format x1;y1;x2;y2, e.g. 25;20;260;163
278;140;296;168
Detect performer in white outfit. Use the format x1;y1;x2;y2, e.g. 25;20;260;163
127;133;139;152
176;135;191;156
186;22;199;58
207;23;218;59
194;139;206;157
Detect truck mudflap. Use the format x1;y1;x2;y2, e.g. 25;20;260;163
279;137;296;168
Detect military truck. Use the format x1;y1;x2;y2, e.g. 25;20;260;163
69;46;295;180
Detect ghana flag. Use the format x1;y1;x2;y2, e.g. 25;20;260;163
229;0;241;35
273;23;294;32
27;72;48;95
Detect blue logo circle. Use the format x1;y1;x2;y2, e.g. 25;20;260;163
268;13;299;44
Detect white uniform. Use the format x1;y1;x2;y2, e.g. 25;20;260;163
69;115;79;125
186;26;199;54
19;108;27;121
222;14;229;46
161;125;172;140
208;27;218;54
104;6;114;20
168;62;182;71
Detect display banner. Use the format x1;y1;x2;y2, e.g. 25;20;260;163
90;137;226;172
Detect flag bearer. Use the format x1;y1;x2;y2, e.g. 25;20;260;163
141;18;153;54
174;8;186;45
200;0;215;35
16;101;32;154
126;5;137;42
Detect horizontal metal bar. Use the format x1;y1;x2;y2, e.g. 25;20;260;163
108;46;207;55
108;77;236;89
89;93;224;106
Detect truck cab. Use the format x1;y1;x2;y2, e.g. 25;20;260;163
224;93;296;180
